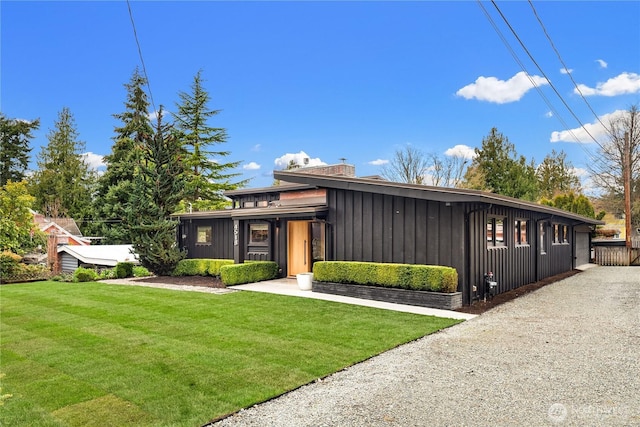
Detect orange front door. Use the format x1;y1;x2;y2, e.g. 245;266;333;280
288;221;311;276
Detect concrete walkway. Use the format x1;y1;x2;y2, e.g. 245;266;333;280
230;278;475;320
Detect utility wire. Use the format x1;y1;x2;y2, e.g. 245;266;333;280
527;0;609;132
476;1;587;151
489;0;605;151
126;0;157;113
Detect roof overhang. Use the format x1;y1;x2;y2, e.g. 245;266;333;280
273;170;605;226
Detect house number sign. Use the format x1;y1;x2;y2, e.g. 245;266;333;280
234;223;239;246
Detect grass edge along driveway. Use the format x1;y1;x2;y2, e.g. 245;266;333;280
0;281;461;427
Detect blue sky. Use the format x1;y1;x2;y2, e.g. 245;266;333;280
2;1;639;190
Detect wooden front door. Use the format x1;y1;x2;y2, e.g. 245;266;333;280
288;221;311;276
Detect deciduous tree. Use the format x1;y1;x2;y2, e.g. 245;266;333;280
0;180;46;254
381;145;429;185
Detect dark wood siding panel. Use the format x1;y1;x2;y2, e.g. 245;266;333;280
404;197;416;265
352;191;363;260
183;218;233;260
426;201;440;265
392;196;405;263
415;199;428;264
362;192;374;261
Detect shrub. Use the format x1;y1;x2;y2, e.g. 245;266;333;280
172;259;233;277
51;272;74;282
115;262;135;279
220;261;278;286
0;251;22;277
132;265;152;277
73;267;98;282
313;261;459;293
98;268;116;280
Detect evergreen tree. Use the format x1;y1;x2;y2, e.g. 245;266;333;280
128;107;185;275
173;71;247;212
91;69;153;243
462;128;539;201
537;149;581;199
0;114;40;186
540;192;596;218
30;107;93;220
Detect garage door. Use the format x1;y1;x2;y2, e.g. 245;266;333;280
575;232;590;267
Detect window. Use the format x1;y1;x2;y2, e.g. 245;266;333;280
487;217;506;247
563;225;568;243
553;224;560;243
256;200;268;207
515;219;528;245
242;201;255;208
196;226;212;245
249;223;269;245
539;222;546;254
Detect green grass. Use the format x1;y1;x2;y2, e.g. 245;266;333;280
0;281;461;426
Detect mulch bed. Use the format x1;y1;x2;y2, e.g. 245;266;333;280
455;269;581;315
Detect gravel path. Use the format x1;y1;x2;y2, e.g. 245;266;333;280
214;266;639;427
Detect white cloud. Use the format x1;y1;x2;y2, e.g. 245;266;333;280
243;161;261;170
251;144;261;152
596;59;608;69
369;159;388;166
444;144;476;160
574;72;640;97
560;68;573;75
274;151;326;169
82;152;105;170
550;109;626;143
456;71;549;104
545;111;554;118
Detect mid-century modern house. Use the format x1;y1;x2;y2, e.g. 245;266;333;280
176;164;602;305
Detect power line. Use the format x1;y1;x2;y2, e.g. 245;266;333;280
491;0;603;152
526;0;609;135
489;0;604;150
475;1;587;150
126;0;157;113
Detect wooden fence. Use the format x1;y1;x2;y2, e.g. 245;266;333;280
594;246;640;266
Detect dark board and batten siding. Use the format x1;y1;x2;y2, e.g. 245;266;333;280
180;218;234;260
326;188;467;293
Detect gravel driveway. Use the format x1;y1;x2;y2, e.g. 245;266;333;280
213;266;639;426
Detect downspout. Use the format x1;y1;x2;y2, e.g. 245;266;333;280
464;203;492;305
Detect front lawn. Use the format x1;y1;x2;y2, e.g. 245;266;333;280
0;281;460;426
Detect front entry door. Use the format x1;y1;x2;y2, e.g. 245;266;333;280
288;221;311;276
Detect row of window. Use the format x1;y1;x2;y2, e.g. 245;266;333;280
487;218;569;248
487;218;529;247
195;223;269;245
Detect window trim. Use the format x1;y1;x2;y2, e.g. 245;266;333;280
196;226;212;245
487;216;507;248
249;222;269;246
515;219;529;246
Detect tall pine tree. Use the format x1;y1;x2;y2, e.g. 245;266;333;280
0;114;40;186
173;70;247;212
91;69;153;243
30;107;93;220
128;107;185;275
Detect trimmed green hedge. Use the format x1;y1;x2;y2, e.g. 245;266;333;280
220;261;279;286
313;261;458;293
172;259;234;277
115;262;135;279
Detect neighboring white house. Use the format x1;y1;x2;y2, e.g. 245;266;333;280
57;245;138;272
